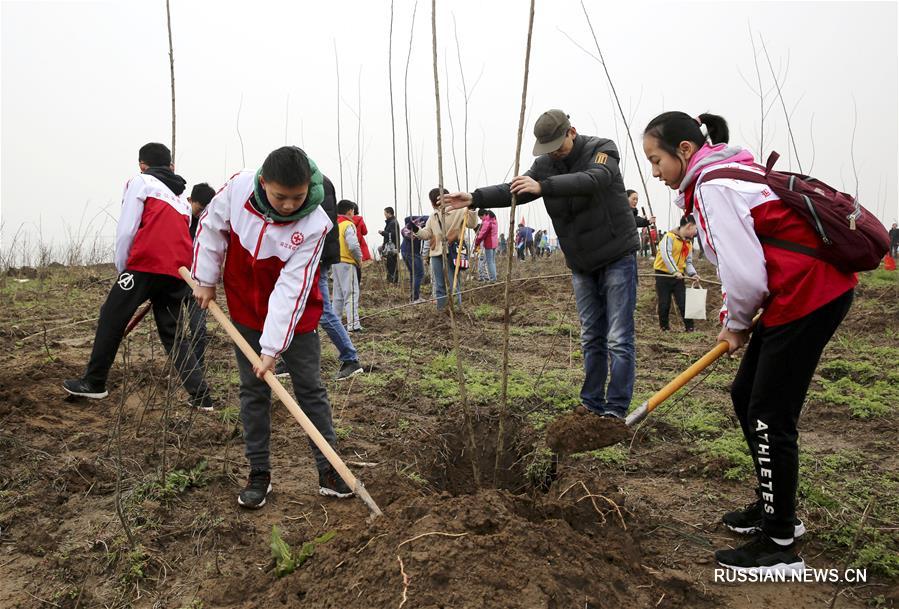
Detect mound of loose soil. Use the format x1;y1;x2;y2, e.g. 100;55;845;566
545;411;630;455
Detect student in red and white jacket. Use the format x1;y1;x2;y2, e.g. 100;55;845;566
63;143;212;410
643;112;856;575
191;146;353;509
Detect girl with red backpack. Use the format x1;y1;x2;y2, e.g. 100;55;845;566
642;112;856;575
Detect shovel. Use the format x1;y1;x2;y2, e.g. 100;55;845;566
547;340;731;454
178;267;383;518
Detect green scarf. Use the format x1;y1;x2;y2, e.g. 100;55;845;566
252;156;324;222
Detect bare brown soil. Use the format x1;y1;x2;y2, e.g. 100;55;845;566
0;256;896;608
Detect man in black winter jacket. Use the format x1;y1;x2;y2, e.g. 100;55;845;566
444;109;637;418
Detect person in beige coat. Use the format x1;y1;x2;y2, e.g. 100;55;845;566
410;187;478;309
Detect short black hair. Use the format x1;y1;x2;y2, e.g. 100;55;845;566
680;213;696;227
625;189;637;197
337;199;356;215
261;146;312;188
384;206;395;215
139;143;171;167
477;208;488;217
189;183;216;207
428;187;449;205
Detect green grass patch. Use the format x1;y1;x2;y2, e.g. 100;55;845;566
858;268;898;289
572;445;629;465
799;447;899;577
808;377;894;418
695;429;754;480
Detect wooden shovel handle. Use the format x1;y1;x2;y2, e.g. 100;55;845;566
178;267;382;517
646;341;730;413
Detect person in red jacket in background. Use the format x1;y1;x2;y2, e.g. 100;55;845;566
644;111;856;575
191;146;353;508
63;143;212;411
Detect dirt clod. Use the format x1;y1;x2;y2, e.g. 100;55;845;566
545;411;630;455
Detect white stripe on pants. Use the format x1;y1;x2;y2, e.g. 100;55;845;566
331;262;360;330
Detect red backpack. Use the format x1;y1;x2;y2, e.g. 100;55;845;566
702;151;890;273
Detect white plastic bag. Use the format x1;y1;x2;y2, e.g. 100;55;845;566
684;287;708;320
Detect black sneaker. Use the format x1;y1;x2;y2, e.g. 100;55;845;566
715;534;805;574
189;393;214;412
723;499;806;538
63;379;108;399
318;469;354;498
237;470;272;509
335;360;364;381
274;360;290;379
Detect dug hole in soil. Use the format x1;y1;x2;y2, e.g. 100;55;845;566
223;416;710;609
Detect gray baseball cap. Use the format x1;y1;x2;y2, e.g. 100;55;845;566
532;109;571;155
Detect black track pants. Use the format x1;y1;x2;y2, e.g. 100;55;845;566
84;270;210;401
731;289;853;539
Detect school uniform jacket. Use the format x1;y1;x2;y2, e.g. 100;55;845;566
682;158;856;331
115;173;193;277
191;171;332;357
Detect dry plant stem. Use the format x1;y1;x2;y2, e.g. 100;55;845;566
827;498;874;609
578;0;656;255
759;34;803;173
334;39;344;197
397;530;469;548
397;555;409;608
495;0;536;485
165;0;176;160
431;0;479;487
114;342;136;548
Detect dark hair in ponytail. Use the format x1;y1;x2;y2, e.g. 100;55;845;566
643;112;730;159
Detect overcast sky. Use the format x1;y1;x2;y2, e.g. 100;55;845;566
2;0;897;264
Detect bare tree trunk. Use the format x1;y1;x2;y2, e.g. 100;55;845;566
388;0;399;212
445;57;462;190
748;24;765;159
334;40;344;198
284;93;290;144
452;15;471;190
403;1;419;301
578;1;656;255
165;0;176;161
496;0;536;485
356;66;363;205
431;0;479;487
236;94;246;167
760;34;803;173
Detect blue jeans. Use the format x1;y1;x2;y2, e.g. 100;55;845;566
571;253;637;418
430;255;462;309
318;264;358;363
484;248;497;281
403;251;424;300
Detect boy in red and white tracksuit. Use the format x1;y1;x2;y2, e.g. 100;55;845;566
63;143;212;408
191;146;352;508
